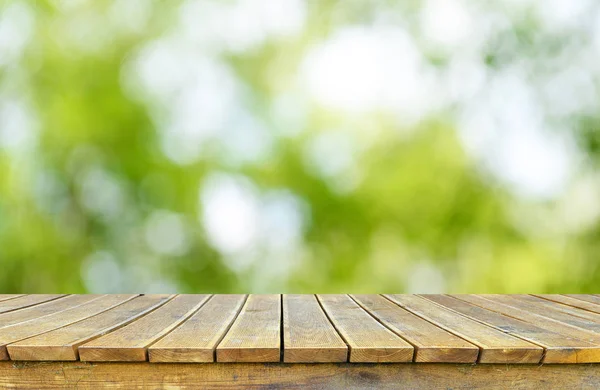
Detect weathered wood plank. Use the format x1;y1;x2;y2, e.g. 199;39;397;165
283;294;347;363
0;295;66;315
0;293;599;370
534;295;600;315
0;295;136;360
7;295;172;361
79;295;209;362
2;362;600;389
0;295;25;303
451;295;600;345
149;294;246;363
0;295;100;329
425;294;600;363
317;294;413;363
385;294;543;363
504;295;600;323
216;294;281;363
351;294;478;363
566;295;600;306
480;295;600;333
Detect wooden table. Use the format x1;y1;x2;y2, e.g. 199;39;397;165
1;294;600;388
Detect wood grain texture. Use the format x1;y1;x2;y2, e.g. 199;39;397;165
317;294;413;363
216;294;281;363
503;294;600;323
424;294;600;364
451;295;600;343
536;295;600;314
0;295;25;303
0;295;66;315
149;294;246;363
0;295;136;360
480;295;600;333
79;294;209;362
3;362;600;389
3;294;600;369
351;294;478;363
8;295;172;361
385;294;543;364
0;295;99;329
283;294;347;363
566;295;600;306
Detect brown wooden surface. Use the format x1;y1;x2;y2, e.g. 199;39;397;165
535;294;600;314
317;294;413;362
0;294;99;329
0;294;599;367
216;294;281;362
424;294;600;363
8;294;172;361
351;294;479;363
0;295;135;360
0;295;25;303
477;294;600;334
500;294;600;323
78;294;207;362
385;294;544;363
0;294;65;315
452;294;600;344
149;294;246;362
283;294;347;363
566;295;600;306
2;362;600;389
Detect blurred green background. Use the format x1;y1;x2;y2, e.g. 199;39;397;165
1;0;599;293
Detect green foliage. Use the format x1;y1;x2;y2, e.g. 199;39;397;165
0;0;598;293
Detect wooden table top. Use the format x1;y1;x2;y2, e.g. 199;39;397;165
0;294;599;364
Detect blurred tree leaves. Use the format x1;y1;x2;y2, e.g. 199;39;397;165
0;0;599;293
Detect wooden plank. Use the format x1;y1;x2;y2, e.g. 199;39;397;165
424;294;600;363
564;294;600;306
480;295;600;333
216;294;281;363
0;295;101;329
502;294;600;323
385;294;543;363
535;294;600;315
283;294;347;363
451;295;600;343
79;294;209;362
149;294;246;363
4;362;600;389
351;294;478;363
0;295;136;360
317;294;413;363
7;295;173;361
0;295;25;303
0;295;66;315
